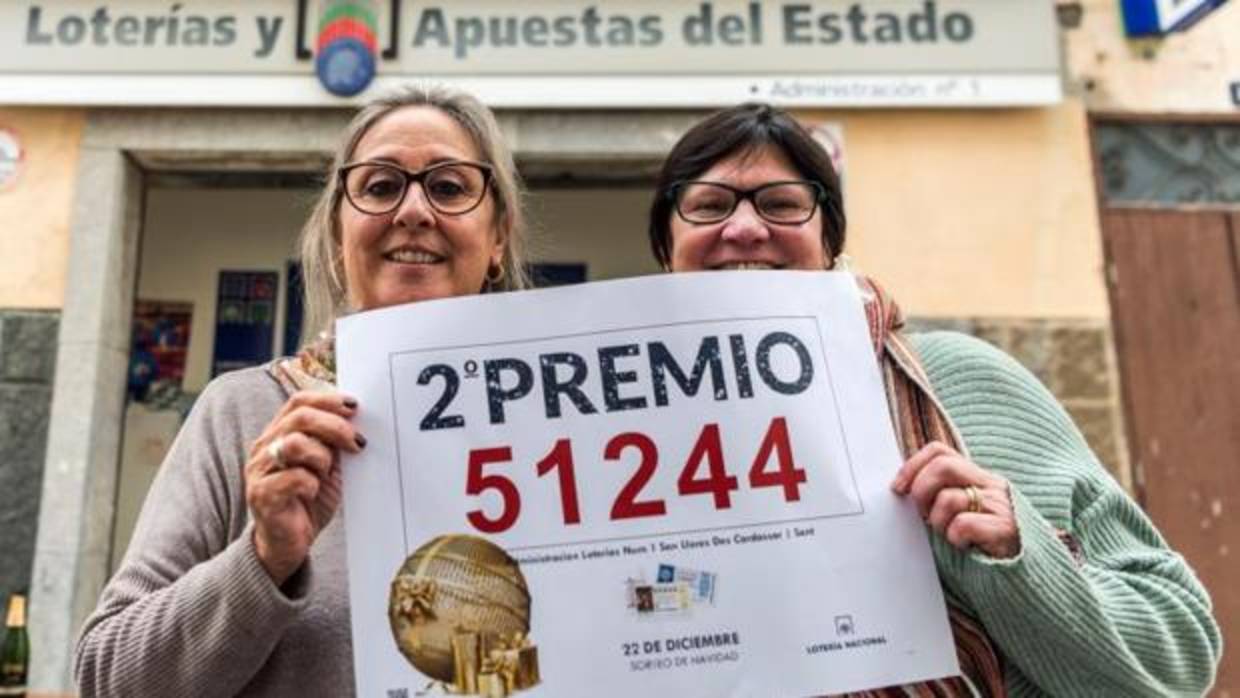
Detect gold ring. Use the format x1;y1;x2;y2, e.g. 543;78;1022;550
964;485;982;514
267;436;287;470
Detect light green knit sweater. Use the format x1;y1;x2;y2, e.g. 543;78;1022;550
911;332;1222;697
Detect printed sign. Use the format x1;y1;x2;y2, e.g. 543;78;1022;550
337;272;958;697
1120;0;1229;36
0;1;1060;106
211;270;278;377
128;300;192;403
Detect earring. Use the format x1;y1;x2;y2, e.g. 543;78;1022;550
486;263;506;285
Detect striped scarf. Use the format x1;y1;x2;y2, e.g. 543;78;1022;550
832;275;1006;698
271;332;337;393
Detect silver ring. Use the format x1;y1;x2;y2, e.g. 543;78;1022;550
267;436;287;470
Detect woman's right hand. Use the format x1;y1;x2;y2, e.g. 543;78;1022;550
245;391;366;585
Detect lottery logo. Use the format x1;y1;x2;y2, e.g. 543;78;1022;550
315;0;379;97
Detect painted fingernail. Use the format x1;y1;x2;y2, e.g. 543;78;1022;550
342;396;358;409
354;433;367;449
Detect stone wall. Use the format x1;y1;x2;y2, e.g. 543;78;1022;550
0;310;59;602
907;317;1131;491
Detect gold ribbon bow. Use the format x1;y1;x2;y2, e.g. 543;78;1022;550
392;575;438;624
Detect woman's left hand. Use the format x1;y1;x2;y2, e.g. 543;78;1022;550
891;441;1021;559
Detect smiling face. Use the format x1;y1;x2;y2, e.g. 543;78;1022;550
667;145;829;272
337;105;505;311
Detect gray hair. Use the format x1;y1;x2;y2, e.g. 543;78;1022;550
298;85;530;344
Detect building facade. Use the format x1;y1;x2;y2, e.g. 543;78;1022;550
0;0;1234;692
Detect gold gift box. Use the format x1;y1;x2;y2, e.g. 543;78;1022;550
451;632;481;695
448;629;540;696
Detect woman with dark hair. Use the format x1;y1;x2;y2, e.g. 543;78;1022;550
75;86;531;697
649;103;845;272
647;103;1221;696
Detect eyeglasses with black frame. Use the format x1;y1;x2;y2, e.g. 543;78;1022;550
338;160;493;216
670;180;826;225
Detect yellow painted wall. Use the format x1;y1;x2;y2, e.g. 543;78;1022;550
1066;0;1240;113
527;188;661;281
6;104;1105;325
799;99;1107;320
0;108;83;309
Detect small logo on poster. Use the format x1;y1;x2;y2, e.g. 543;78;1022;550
835;615;855;636
627;563;719;616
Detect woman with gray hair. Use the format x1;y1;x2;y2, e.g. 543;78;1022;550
75;86;530;697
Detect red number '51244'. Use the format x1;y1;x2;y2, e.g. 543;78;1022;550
465;417;806;534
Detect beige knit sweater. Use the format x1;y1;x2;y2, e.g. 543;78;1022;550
76;366;353;697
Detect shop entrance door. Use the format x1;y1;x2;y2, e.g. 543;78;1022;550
1093;117;1240;693
1100;207;1239;693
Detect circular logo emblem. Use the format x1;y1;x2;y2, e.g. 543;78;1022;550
315;2;379;97
317;38;376;97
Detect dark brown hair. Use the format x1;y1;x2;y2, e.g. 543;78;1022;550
648;103;846;268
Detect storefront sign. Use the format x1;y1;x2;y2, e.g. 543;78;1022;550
0;128;22;191
0;1;1060;107
337;272;958;697
1120;0;1229;36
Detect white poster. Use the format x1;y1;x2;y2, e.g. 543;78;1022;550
338;271;958;698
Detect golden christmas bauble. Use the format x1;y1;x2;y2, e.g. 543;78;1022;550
389;535;531;682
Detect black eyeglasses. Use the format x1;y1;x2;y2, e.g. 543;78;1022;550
338;160;493;216
670;180;825;225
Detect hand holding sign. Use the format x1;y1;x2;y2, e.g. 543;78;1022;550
245;390;364;584
892;441;1020;559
